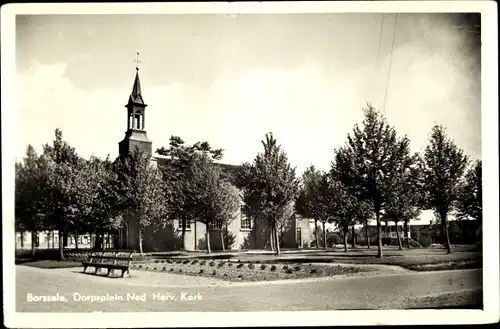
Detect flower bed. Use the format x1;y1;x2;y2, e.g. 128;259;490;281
131;259;373;282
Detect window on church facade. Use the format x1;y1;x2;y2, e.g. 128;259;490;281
240;206;251;230
209;221;222;230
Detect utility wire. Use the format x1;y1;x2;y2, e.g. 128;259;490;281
382;13;398;115
373;14;386;101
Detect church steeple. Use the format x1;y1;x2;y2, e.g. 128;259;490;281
129;68;145;105
118;52;152;158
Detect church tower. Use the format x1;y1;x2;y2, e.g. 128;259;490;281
118;54;152;158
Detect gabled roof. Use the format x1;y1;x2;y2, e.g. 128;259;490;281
152;156;242;186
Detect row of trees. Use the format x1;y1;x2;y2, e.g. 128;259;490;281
15;130;242;258
293;105;481;256
15;104;482;259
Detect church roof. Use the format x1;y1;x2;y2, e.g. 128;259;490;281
152;156;242;186
128;69;145;105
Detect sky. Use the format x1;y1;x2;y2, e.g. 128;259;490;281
15;13;481;179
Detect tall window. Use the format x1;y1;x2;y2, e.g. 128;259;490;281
240;206;251;230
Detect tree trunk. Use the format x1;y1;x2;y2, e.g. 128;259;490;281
138;229;143;254
314;219;320;248
58;231;65;260
52;230;55;250
351;226;356;248
74;231;79;250
31;231;37;258
181;219;186;251
395;221;402;250
220;228;225;252
63;232;68;248
343;231;348;252
441;212;452;254
404;221;410;248
274;222;281;256
269;225;274;251
20;230;24;248
206;225;211;254
102;233;107;251
323;222;327;250
365;224;371;249
376;210;383;258
193;219;197;250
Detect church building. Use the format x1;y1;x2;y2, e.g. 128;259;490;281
115;65;314;252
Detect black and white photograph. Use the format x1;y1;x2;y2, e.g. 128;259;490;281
2;1;498;327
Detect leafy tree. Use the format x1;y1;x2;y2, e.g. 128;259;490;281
187;153;240;253
15;145;50;257
75;156;122;250
113;149;169;253
384;153;423;249
328;177;359;252
238;133;299;255
355;200;374;249
41;129;82;260
156;136;224;250
295;166;327;249
334;105;412;258
422;125;469;253
457;160;482;222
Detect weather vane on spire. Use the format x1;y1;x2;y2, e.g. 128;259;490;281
134;51;141;70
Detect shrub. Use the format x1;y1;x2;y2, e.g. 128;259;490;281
212;270;216;275
218;262;225;268
248;264;255;270
131;253;153;261
237;259;241;263
285;268;293;274
199;269;204;274
209;262;216;267
270;265;277;272
169;268;174;272
294;266;301;272
183;260;190;264
175;259;182;264
138;265;143;269
178;269;182;272
162;267;166;271
282;265;289;270
237;275;243;279
145;266;149;270
237;263;244;268
228;262;233;267
409;239;422;248
191;259;199;265
200;261;207;265
166;259;173;264
310;268;318;274
154;260;160;263
418;234;432;247
260;264;267;270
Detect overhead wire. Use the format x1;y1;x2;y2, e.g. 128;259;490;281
382;13;398;115
373;14;385;101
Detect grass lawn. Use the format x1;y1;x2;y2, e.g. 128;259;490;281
16;260;82;269
131;259;375;282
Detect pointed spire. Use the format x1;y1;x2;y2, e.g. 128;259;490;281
128;67;146;105
129;69;145;104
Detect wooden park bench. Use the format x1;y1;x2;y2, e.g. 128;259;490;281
82;251;134;278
